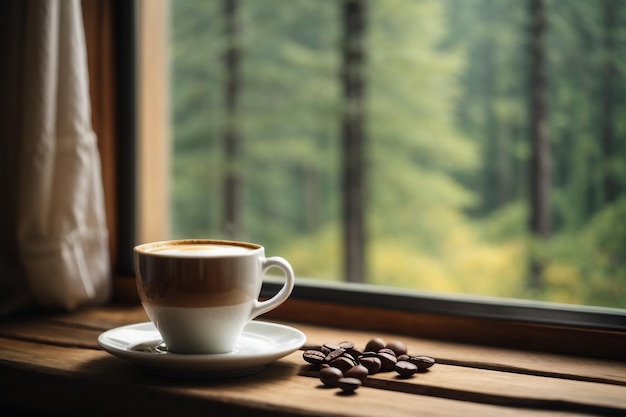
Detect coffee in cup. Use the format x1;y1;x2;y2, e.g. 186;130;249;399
134;239;295;354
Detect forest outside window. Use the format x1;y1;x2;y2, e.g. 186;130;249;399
138;0;626;313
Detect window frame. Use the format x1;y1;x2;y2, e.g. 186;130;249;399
113;0;138;277
261;277;626;332
95;0;626;360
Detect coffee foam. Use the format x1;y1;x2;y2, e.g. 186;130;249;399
150;243;254;257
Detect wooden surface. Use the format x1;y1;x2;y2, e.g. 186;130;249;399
1;304;625;417
264;297;626;360
136;0;171;244
82;0;119;269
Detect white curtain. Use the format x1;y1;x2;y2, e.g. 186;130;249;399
0;0;112;313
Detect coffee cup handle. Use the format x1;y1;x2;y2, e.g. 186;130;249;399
250;256;295;319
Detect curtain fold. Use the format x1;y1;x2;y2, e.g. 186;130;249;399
0;0;111;313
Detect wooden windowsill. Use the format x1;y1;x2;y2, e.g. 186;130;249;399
1;302;625;417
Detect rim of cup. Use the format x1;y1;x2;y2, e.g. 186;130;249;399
134;239;263;258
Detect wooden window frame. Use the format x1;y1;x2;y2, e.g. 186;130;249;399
85;0;626;361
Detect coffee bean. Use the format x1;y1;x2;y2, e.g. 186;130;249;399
377;351;398;372
342;353;356;363
337;377;362;393
394;360;418;378
408;355;436;371
386;340;408;356
303;350;326;365
344;364;369;382
377;347;396;357
329;356;356;373
302;343;323;351
322;342;342;354
319;367;343;387
358;356;382;374
302;336;436;397
338;341;355;350
345;346;364;358
324;348;346;362
364;337;386;352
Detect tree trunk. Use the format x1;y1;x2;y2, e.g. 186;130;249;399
221;0;243;239
602;0;618;203
304;167;321;233
341;0;367;283
528;0;551;290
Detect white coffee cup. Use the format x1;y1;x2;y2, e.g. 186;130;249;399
134;239;295;354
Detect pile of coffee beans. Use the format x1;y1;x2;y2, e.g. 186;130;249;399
302;337;435;393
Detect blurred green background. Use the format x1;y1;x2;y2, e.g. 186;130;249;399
169;0;626;308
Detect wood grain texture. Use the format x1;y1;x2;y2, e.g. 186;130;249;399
81;0;118;269
296;323;626;386
0;338;595;417
264;298;626;360
1;305;625;417
136;0;171;244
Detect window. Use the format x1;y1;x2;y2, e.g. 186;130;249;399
136;0;626;317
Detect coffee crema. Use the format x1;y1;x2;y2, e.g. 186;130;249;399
150;243;256;257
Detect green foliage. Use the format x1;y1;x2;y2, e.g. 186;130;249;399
170;0;626;309
367;0;479;254
541;198;626;308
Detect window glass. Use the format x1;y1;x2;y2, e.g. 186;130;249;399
168;0;626;309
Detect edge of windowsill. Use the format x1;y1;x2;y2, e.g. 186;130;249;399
262;276;626;332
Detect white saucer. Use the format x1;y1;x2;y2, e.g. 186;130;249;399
98;321;306;378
